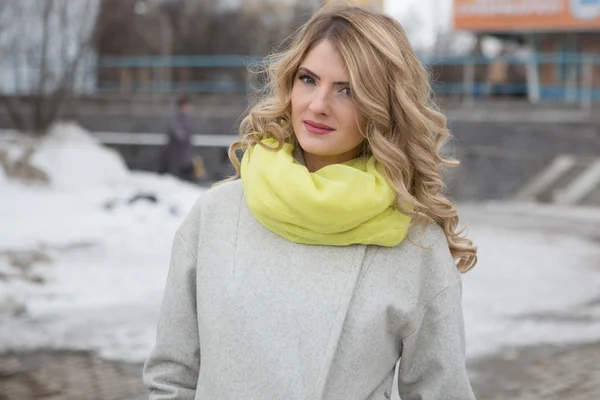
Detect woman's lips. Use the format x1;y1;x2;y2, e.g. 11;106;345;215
303;120;335;135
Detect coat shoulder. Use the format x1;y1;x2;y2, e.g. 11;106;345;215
177;180;243;242
199;179;243;209
409;220;447;248
384;221;460;295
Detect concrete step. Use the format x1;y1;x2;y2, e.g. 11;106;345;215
514;156;600;206
538;159;591;203
514;155;576;202
554;160;600;204
581;184;600;207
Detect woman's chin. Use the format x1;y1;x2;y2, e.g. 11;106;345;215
297;141;337;158
296;133;336;154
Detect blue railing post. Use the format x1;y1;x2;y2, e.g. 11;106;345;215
462;58;475;105
581;55;594;111
525;35;541;104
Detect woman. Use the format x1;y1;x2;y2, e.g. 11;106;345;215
144;5;477;400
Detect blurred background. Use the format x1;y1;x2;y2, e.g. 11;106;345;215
0;0;599;399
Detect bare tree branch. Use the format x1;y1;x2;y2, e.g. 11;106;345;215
44;0;99;128
31;0;55;133
0;0;100;135
0;1;25;131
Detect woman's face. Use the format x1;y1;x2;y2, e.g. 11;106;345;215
291;40;364;172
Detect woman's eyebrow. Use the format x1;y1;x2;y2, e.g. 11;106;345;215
298;67;349;86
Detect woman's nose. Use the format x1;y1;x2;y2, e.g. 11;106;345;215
308;89;330;115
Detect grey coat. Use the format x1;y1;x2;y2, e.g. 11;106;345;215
143;180;475;400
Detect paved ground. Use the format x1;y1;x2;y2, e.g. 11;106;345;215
470;342;600;400
1;341;600;400
0;351;144;400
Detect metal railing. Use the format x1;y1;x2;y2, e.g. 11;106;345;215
1;53;599;103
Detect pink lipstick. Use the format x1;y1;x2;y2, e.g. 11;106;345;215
303;120;335;135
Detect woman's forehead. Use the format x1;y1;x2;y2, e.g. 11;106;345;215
300;41;350;81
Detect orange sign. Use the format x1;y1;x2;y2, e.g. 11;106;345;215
454;0;600;32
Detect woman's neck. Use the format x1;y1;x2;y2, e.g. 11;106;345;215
302;147;361;172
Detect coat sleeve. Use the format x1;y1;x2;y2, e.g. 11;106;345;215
397;278;476;400
143;231;200;400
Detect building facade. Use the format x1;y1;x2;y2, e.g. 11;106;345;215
454;0;600;102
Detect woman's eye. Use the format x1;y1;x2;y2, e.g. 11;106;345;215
299;75;315;85
341;87;351;96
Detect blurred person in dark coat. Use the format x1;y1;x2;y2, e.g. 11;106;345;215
160;95;197;182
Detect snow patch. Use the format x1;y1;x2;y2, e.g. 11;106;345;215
30;122;130;189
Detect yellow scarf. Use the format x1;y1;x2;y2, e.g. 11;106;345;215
240;138;412;247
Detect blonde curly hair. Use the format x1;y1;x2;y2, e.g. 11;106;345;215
224;5;477;272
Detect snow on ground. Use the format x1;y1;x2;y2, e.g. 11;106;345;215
0;123;204;361
31;123;131;190
460;210;600;358
1;124;600;363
